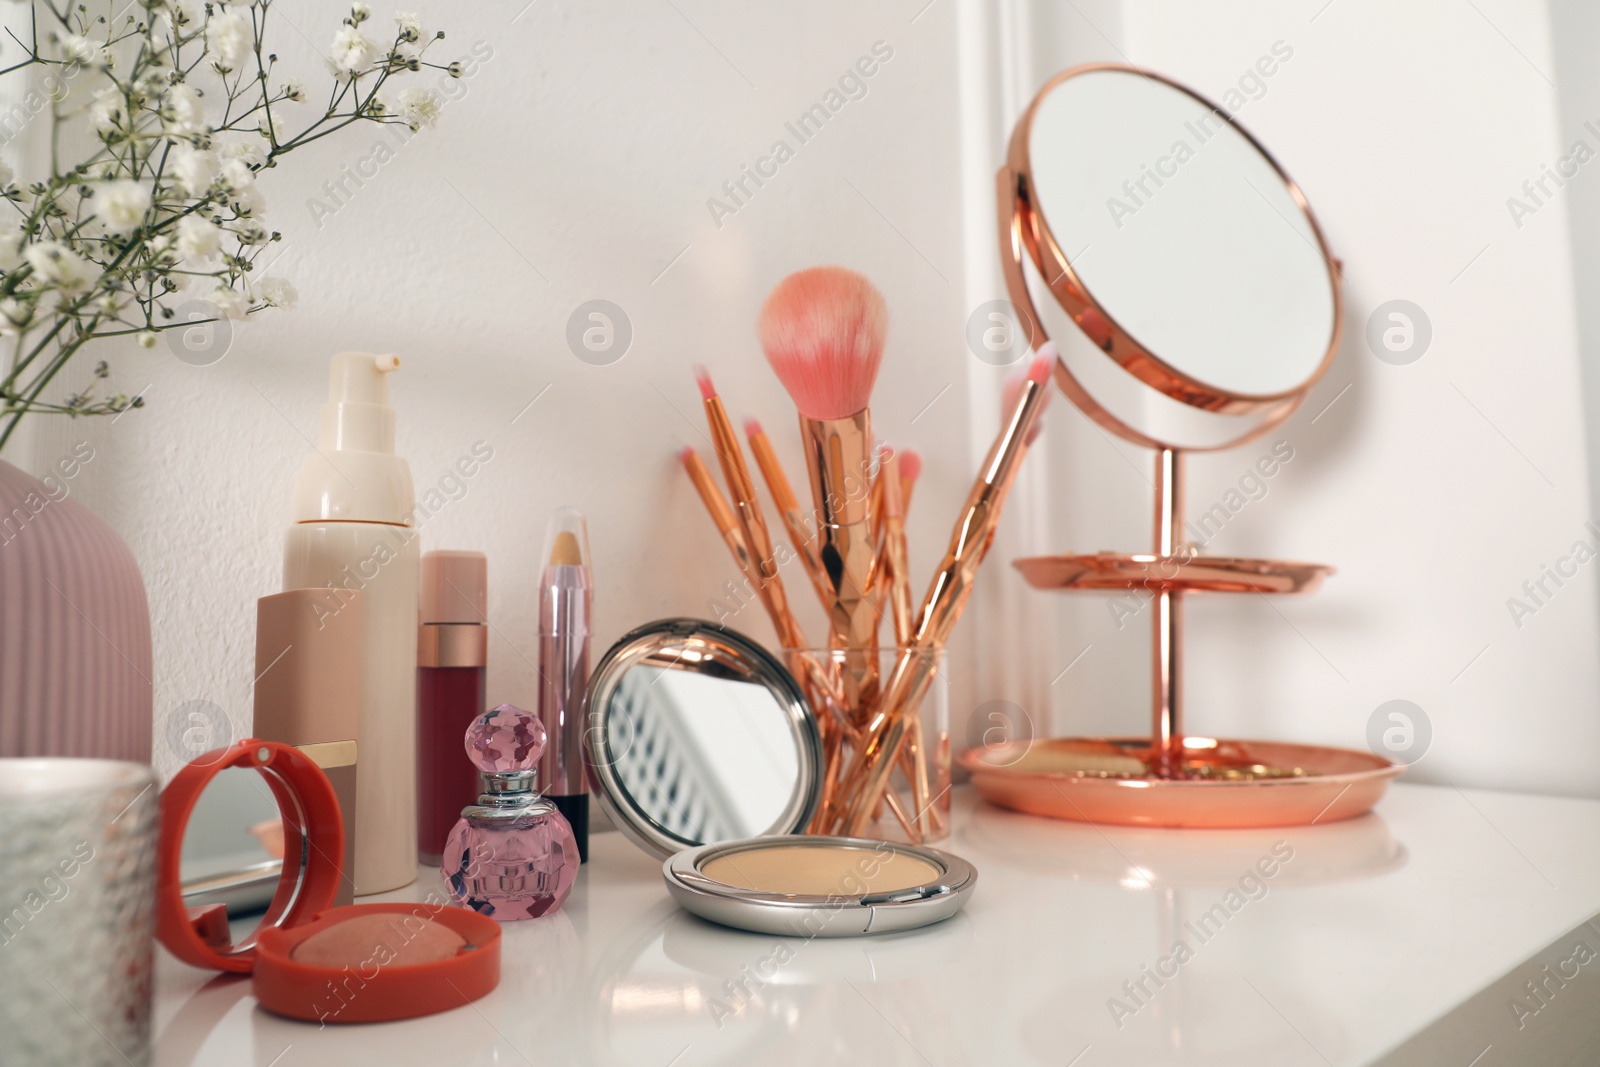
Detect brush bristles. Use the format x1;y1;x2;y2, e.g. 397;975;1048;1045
899;449;922;484
1002;350;1055;446
743;417;764;439
693;364;717;401
1028;344;1056;386
758;266;887;421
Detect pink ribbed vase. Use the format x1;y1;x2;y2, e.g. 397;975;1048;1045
0;458;152;763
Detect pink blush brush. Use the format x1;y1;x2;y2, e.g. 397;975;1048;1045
759;266;888;717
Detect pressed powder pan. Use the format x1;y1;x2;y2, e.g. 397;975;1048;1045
665;835;976;937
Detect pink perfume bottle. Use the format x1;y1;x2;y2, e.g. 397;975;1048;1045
442;704;578;920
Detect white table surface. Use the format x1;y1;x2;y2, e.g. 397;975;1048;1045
153;782;1600;1066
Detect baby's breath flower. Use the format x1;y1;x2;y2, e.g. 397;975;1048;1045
394;87;440;131
219;157;265;214
201;283;249;321
330;24;379;75
95;180;152;236
0;0;457;440
0;297;31;334
176;215;222;260
234;218;269;245
0;227;23;272
57;34;111;71
255;276;297;309
161;0;197;30
219;138;267;168
89;88;126;135
446;61;463;78
171;145;219;198
24;242;93;290
206;10;253;73
161;83;207;136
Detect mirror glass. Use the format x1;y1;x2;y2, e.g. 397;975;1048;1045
608;666;798;841
1020;247;1286;451
178;766;286;950
1028;68;1335;398
588;622;821;856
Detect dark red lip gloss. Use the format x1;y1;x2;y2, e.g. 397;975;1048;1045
417;551;488;866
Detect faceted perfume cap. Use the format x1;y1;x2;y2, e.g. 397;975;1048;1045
540;507;590;569
465;704;546;773
420;550;487;624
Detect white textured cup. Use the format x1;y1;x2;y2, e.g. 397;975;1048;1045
0;758;158;1067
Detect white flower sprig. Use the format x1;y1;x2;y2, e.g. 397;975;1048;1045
0;0;459;449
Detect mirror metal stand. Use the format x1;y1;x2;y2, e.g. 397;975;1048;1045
1151;448;1184;779
962;63;1405;827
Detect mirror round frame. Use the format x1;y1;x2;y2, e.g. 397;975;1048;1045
157;740;342;973
997;62;1344;451
584;618;823;859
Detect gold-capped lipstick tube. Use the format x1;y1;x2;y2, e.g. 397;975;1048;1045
539;508;593;863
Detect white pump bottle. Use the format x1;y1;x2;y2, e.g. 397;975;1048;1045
283;352;419;893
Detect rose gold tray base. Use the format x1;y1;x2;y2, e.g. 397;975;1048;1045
1014;553;1333;594
959;737;1402;828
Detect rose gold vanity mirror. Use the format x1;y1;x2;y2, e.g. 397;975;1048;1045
961;63;1401;827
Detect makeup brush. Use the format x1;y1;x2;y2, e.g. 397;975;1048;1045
742;417;872;826
878;445;912;647
759;266;887;716
744;417;832;610
873;442;935;837
832;347;1056;835
898;448;922;515
694;367;804;653
1002;364;1047;446
678;447;766;615
680;445;842;722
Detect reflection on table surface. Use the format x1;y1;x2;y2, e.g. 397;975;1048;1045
153;783;1600;1067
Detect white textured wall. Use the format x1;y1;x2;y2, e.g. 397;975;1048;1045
14;0;1600;798
21;0;986;780
1014;0;1600;796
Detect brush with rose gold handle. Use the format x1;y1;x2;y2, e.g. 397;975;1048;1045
829;348;1055;835
694;367;804;649
744;417;833;613
759;267;887;722
677;445;851;731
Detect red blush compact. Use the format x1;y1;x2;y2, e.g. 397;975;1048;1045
157;739;500;1023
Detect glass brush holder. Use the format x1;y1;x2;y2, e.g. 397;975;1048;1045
789;647;949;845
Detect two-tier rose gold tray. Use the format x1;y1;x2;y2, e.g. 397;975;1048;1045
963;64;1402;827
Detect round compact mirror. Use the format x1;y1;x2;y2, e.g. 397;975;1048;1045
157;740;503;1021
585;619;823;858
177;765;287;951
999;63;1341;447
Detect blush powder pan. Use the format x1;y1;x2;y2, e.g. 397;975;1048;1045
665;836;977;937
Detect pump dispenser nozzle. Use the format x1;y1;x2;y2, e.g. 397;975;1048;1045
291;351;414;525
